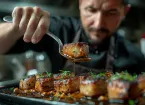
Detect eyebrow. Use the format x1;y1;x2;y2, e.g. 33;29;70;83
85;6;118;12
107;9;118;12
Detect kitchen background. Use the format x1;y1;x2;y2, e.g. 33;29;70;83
0;0;145;82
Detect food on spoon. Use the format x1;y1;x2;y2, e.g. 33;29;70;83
80;72;107;97
35;72;54;92
62;42;89;58
107;72;141;100
19;75;36;90
54;70;80;93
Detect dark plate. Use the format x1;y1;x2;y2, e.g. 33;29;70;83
0;88;74;105
0;87;145;105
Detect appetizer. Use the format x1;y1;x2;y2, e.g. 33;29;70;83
35;72;53;92
137;73;145;94
80;72;107;97
13;70;145;104
54;70;80;93
19;75;36;90
107;72;141;100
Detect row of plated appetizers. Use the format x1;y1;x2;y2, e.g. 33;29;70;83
13;70;145;101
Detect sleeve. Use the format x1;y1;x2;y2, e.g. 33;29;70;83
5;16;81;54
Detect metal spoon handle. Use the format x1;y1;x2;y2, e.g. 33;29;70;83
46;31;63;52
3;16;63;53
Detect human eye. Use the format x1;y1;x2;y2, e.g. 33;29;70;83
87;7;97;13
108;11;118;15
106;9;119;16
84;6;97;16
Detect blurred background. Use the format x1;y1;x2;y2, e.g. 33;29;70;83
0;0;144;82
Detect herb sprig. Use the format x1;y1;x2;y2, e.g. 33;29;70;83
128;99;138;105
97;72;106;77
89;70;97;78
39;71;53;78
60;70;72;78
46;71;53;77
89;70;106;79
111;71;137;81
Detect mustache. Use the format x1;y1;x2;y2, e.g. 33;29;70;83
88;27;110;34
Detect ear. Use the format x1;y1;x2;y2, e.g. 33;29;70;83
124;4;131;15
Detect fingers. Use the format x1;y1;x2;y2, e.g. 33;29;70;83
19;7;33;34
23;7;43;43
12;7;23;28
11;6;50;44
32;11;50;43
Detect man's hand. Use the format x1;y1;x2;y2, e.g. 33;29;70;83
12;6;50;44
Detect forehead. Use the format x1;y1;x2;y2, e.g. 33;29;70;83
81;0;122;9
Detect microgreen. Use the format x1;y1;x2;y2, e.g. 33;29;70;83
60;70;72;78
39;71;53;78
89;70;97;78
128;100;135;105
111;71;137;81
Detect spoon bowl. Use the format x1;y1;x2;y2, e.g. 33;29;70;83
3;16;91;62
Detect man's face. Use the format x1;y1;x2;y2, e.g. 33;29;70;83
79;0;128;44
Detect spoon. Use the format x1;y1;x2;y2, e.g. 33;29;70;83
3;16;91;62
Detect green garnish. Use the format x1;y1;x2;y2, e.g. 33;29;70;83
45;71;53;77
89;70;106;79
39;71;52;78
128;100;135;105
97;72;106;77
89;70;97;78
39;72;44;78
111;71;137;81
10;87;14;92
60;70;72;78
132;73;137;79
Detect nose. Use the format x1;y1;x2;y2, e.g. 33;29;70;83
93;11;105;29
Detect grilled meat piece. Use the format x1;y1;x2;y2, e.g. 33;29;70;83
62;42;89;58
80;76;107;97
107;79;141;100
137;74;145;93
19;75;36;90
35;77;54;92
54;76;80;93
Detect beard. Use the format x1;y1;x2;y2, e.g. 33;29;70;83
85;27;112;45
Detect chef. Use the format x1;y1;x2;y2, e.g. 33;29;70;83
0;0;144;74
